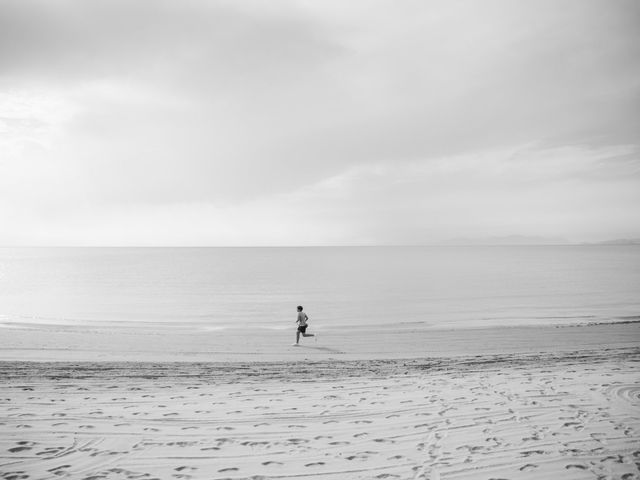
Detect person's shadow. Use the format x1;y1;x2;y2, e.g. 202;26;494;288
296;345;344;354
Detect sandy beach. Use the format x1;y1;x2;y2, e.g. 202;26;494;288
0;321;639;362
2;0;639;474
1;323;639;480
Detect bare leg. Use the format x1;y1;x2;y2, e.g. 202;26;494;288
302;333;314;337
296;331;301;344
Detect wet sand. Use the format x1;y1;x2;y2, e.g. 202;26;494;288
0;321;638;362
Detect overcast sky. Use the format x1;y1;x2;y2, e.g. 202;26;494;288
1;0;639;245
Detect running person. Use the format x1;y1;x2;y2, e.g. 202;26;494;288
294;305;315;345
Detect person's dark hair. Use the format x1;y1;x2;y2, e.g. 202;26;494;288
297;305;303;311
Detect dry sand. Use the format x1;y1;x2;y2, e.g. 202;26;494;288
1;346;639;480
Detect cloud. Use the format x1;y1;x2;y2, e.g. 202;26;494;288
2;143;638;245
0;0;639;244
283;143;640;244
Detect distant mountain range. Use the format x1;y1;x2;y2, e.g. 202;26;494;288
586;238;640;245
443;235;569;246
440;236;640;246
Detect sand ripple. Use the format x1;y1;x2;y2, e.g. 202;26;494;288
605;384;640;405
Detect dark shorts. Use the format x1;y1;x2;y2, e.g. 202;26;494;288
297;325;307;333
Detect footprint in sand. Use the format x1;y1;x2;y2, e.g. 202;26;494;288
262;461;283;466
305;462;325;467
8;445;33;453
287;438;309;445
35;449;59;458
520;464;538;471
521;449;545;457
373;438;395;444
218;467;238;473
2;471;30;479
240;440;269;448
47;465;71;474
167;441;198;448
562;421;582;429
601;455;624;463
565;464;588;470
346;452;372;461
175;466;198;472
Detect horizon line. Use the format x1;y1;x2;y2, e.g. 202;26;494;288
1;241;639;248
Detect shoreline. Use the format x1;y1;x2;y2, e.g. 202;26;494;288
0;321;638;363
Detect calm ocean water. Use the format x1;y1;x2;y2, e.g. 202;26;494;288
0;246;638;331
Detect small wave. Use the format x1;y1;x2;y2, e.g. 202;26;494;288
0;314;84;326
